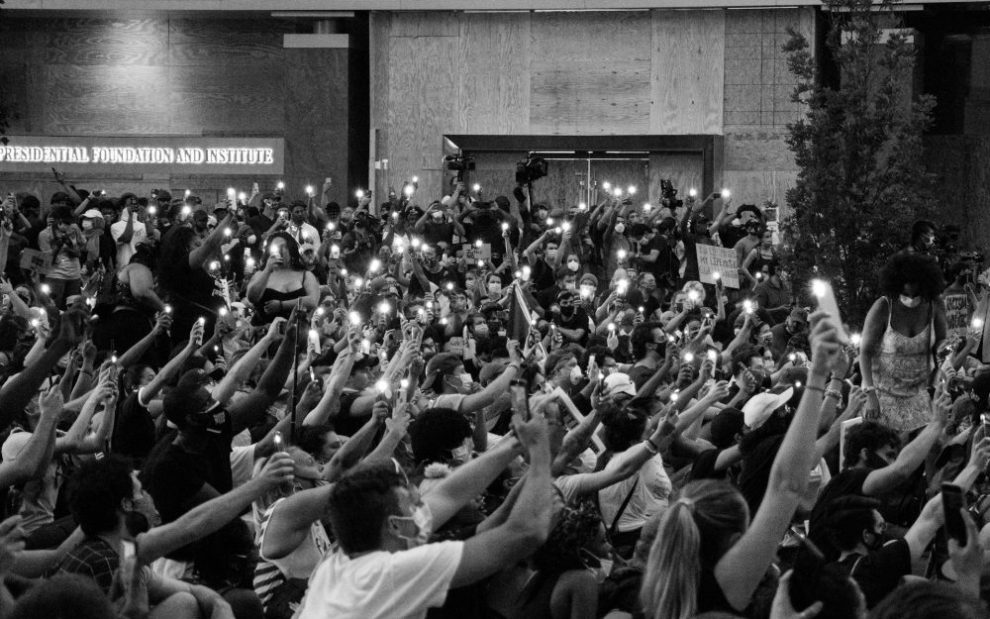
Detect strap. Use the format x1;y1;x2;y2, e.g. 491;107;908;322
608;477;640;537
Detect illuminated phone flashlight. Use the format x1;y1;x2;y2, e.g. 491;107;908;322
473;239;483;249
554;226;562;234
326;221;335;231
667;334;676;343
411;175;419;184
315;307;325;317
377;301;391;315
643;203;652;212
688;290;700;303
348;311;361;326
305;185;314;197
578;202;587;211
712;271;721;282
810;279;829;300
613;187;623;198
411;238;421;249
245;256;256;270
163;304;172;314
689;188;698;198
197;316;206;326
147;205;157;216
403;184;414;198
743;299;754;314
638;306;645;313
546;217;554;226
369;258;381;273
440;317;449;325
683;352;695;363
501;222;509;232
309;366;316;383
374;379;388;394
707;350;718;363
276;181;285;190
355;189;365;199
608;322;616;331
223;227;232;237
353;277;364;288
29;318;39;328
562;221;572;232
602;181;612;191
111;354;118;364
973;317;984;330
400;378;410;390
617;249;627;261
184;189;191;198
181;205;192;218
39;283;51;296
237;191;246;203
788;352;797;362
850;333;862;347
472;183;481;193
522;265;532;281
627;185;637;195
446;282;454;292
670;391;680;403
617;279;629;295
219;307;228;317
226;187;236;200
269;244;281;258
273;430;283;450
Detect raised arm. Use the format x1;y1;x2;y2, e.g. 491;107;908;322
0;388;62;489
116;313;170;369
189;212;234;270
212;318;283;404
138;321;203;405
862;393;948;496
714;311;833;611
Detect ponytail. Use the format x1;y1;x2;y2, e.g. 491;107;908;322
641;499;701;619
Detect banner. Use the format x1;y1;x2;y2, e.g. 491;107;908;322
19;249;51;274
697;244;740;289
944;293;971;338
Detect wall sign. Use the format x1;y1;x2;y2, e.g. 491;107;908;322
0;136;285;175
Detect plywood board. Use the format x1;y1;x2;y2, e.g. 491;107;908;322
167;63;285;134
649;152;703;206
389;11;460;37
651;9;725;135
529;11;652;65
167;18;286;68
386;35;459;198
370;12;392;199
456;13;531;135
530;62;652;134
721;169;796;211
41;18;169;66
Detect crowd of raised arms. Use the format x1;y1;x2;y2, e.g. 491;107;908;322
0;169;986;619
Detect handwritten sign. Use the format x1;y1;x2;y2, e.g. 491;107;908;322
19;249;51;275
697;244;740;289
462;242;492;264
944;293;971;337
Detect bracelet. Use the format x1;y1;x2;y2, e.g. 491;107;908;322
824;389;842;400
805;384;825;394
643;439;659;455
861;386;876;395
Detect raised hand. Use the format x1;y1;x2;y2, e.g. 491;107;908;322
258;451;296;490
266;317;287;341
769;571;822;619
807;310;843;376
38;385;65;418
511;411;549;457
152;312;173;336
188;319;205;348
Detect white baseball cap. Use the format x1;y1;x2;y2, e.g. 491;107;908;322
603;373;636;399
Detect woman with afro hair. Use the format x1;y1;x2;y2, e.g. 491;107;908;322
859;252;947;432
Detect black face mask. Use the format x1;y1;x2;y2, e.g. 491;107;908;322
560;305;575;317
862;529;886;551
187;400;229;435
864;450;890;470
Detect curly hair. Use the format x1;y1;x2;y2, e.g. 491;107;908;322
532;501;603;573
408;408;472;466
878;252;945;301
841;421;900;469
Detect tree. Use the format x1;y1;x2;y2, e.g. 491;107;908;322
781;0;937;325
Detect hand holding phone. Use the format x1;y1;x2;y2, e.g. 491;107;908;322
811;279;850;345
942;483;969;545
510;379;530;420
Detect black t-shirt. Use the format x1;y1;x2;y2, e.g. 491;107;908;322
246;213;274;238
464;206;508;248
421;220;456;248
529;259;555;292
112;391;156;465
689;448;727;481
642;236;679;285
719;223;747;250
334;391;369;437
556;306;590;344
835;539;911;609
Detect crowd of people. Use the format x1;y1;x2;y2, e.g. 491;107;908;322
0;169;986;619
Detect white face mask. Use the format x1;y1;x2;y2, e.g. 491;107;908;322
458;372;473;389
899;294;922;308
614;223;625;234
247;234;257;245
569;365;583;384
389;503;434;548
431;211;443;221
450;442;471;464
81;220;94;230
567;260;580;272
564;282;576;291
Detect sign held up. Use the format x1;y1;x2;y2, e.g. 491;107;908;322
697;244;740;289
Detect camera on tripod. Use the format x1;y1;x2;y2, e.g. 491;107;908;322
660;179;682;209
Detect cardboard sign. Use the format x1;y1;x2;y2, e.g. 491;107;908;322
839;416;864;471
19;249;51;274
697;244;740;289
944;293;972;338
462;242;492;264
548;387;605;453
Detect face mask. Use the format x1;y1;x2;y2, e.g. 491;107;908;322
458;373;473;388
614;223;625;234
450;443;471;464
564;282;576;291
81;220;93;231
488;282;501;296
569;365;583;384
389;503;434;548
899;294;922;308
560;305;575;317
567;260;580;272
474;324;489;338
247;234;257;245
431;211;443;221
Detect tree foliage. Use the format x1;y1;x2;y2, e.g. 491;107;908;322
781;0;937;325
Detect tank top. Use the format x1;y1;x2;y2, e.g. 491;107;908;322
253;271;308;325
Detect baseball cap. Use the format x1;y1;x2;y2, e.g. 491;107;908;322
1;431;31;462
788;308;809;324
81;209;104;220
163;369;213;429
603;373;637;399
742;387;794;429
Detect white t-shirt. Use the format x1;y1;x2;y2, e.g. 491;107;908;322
110;216;148;268
296;541;464;619
598;451;671;533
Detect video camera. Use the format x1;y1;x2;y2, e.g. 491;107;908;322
444;155;475;182
515;154;548;186
660;179;682;209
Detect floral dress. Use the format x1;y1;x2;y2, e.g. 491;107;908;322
868;298;934;432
